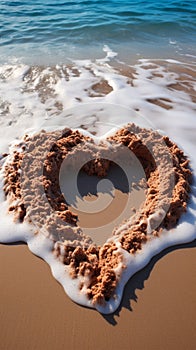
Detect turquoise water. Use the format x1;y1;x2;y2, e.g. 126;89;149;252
0;0;196;63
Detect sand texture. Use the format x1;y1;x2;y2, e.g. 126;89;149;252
0;241;196;350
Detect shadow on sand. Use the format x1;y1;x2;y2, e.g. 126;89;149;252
102;238;196;325
1;237;196;325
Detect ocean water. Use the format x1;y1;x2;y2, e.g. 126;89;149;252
0;0;196;63
0;0;196;313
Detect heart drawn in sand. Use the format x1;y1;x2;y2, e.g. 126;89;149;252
2;123;192;313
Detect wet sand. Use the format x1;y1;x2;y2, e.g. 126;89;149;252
1;128;196;349
62;162;146;245
0;241;196;350
0;63;196;349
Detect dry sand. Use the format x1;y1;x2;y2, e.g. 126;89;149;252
0;240;196;350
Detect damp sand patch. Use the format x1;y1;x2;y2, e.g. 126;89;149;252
0;123;195;314
60;155;147;246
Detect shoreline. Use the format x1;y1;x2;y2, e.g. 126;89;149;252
0;56;195;156
0;40;196;67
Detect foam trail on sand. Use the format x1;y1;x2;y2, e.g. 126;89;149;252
0;53;196;313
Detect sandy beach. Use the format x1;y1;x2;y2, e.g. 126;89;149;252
0;240;196;350
1;115;196;348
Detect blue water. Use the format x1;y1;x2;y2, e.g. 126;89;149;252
0;0;196;63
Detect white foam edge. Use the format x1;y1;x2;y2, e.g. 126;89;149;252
28;182;196;315
97;186;196;314
0;170;195;314
0;134;196;315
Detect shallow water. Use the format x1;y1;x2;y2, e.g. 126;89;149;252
0;0;196;63
0;54;195;159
